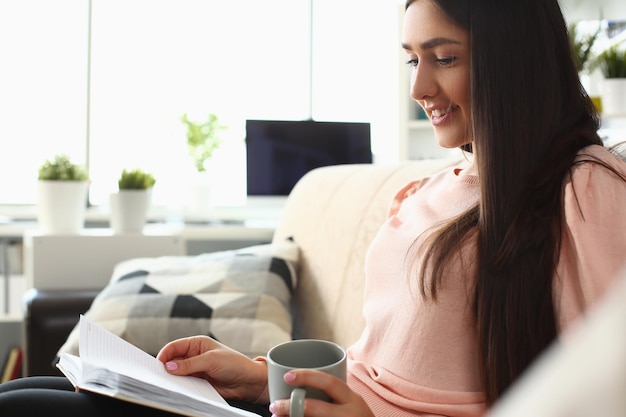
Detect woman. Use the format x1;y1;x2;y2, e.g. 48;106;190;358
160;0;626;415
2;0;626;416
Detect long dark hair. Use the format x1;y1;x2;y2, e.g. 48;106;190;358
405;0;603;404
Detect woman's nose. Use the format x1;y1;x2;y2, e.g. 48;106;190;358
409;64;436;101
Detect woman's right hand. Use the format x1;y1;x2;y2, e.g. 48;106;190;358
156;336;269;404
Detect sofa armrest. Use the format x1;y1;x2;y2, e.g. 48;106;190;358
22;288;98;376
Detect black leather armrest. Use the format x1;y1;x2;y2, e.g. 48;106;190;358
22;288;99;376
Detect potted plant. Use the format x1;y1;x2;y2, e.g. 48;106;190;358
37;154;89;234
180;113;226;214
569;20;602;112
595;45;626;116
181;112;225;173
110;168;156;234
568;20;601;74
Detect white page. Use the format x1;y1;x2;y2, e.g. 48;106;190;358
77;315;228;406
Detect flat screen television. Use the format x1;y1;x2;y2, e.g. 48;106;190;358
245;119;372;196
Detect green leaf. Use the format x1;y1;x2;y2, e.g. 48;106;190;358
597;46;626;78
38;154;89;181
117;168;156;190
181;113;226;172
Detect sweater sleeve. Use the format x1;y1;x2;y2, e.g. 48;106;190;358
558;156;626;328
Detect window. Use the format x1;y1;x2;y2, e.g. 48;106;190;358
0;0;399;215
0;0;89;205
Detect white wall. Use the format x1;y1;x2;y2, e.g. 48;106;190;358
560;0;626;21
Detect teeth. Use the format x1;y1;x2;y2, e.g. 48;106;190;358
431;107;452;117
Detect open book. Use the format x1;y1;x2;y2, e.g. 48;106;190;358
56;315;259;417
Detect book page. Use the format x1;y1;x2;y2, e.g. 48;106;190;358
77;315;228;406
56;352;82;388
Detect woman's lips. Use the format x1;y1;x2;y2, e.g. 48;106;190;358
429;106;457;126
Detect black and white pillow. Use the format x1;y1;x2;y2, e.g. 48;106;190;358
57;240;299;359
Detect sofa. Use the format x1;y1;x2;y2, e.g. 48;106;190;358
21;152;626;416
22;157;463;377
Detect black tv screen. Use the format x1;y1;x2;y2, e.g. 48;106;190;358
245;119;372;196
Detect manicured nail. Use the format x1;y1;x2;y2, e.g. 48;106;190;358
165;361;178;371
284;371;296;382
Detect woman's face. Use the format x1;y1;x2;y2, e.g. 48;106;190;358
403;0;472;149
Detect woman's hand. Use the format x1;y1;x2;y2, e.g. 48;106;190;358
156;336;269;404
268;370;374;417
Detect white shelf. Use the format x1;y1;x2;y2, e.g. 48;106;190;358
0;275;24;318
0;314;22;322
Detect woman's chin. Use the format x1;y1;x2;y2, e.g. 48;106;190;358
434;132;471;150
435;138;463;149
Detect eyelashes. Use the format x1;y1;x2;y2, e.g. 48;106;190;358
405;56;457;68
436;57;456;66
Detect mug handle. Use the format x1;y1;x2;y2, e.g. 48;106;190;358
290;387;306;417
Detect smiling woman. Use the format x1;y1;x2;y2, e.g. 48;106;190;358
402;0;471;151
2;0;626;416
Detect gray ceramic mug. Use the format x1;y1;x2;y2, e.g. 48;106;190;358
267;339;347;417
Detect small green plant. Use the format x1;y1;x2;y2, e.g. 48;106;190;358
117;168;156;190
38;154;88;181
181;113;226;173
595;46;626;78
568;21;601;73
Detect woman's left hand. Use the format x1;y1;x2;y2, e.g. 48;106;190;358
268;369;374;417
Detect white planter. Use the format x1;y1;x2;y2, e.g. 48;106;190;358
189;183;212;216
601;78;626;117
37;180;89;234
110;189;152;234
187;172;213;217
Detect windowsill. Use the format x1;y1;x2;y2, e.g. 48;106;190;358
0;196;286;238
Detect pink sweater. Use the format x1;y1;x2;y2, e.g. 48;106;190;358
347;145;626;417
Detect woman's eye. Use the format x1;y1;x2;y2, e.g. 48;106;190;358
436;57;457;66
405;58;419;68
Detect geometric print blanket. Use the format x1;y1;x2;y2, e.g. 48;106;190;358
57;240;299;360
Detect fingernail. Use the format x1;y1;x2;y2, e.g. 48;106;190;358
268;402;277;414
284;371;296;383
165;361;178;371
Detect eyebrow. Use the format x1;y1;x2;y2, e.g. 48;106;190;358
402;37;461;51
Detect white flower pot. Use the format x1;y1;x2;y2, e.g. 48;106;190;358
37;180;89;234
189;183;212;215
110;189;152;234
601;78;626;117
187;172;213;217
